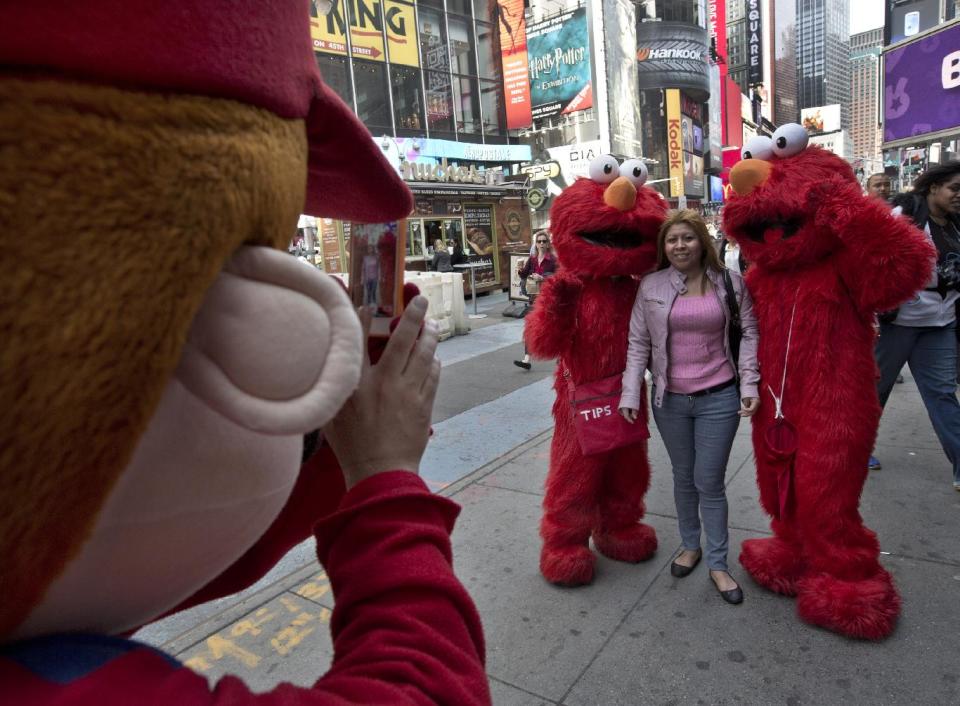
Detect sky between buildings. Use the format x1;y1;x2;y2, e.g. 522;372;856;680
850;0;884;35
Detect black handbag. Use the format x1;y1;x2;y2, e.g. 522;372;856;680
723;269;742;368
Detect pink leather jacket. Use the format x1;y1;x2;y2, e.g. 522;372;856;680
620;266;760;409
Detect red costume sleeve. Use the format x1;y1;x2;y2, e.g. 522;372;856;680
821;179;936;316
206;471;489;705
525;272;581;360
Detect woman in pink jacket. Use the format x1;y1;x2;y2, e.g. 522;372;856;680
619;210;760;604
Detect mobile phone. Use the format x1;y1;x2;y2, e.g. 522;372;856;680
347;220;407;337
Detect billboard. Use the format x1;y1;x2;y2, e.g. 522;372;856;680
604;0;642;157
666;89;684;198
746;0;763;85
526;8;593;120
636;21;710;100
312;0;407;64
801;104;842;134
884;0;942;46
496;0;533;129
883;21;960;144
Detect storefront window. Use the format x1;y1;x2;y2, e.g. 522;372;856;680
315;53;353;109
448;16;477;76
455;76;481;135
353;59;391;133
447;0;473;16
473;0;494;23
407;221;424;259
480;79;506;136
419;8;449;73
475;21;499;80
425;71;455;133
391;65;425;134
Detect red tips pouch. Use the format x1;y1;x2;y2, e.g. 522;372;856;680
565;370;650;456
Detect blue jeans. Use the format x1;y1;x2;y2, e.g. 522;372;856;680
651;384;741;571
876;322;960;484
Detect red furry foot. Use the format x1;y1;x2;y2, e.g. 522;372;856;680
739;537;804;596
796;570;901;640
540;544;595;586
592;523;658;563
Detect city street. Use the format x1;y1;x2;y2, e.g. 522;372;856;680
136;295;960;705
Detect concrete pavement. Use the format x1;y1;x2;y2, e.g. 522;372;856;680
135;301;960;705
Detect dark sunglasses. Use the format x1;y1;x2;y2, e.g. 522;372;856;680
536;239;549;244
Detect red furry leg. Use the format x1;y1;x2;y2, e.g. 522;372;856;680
739;520;805;596
791;450;901;639
796;569;900;640
540;432;603;587
591;443;657;563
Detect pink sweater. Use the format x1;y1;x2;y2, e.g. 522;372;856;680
666;294;737;394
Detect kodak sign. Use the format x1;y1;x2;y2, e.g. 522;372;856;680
311;0;419;67
665;89;683;198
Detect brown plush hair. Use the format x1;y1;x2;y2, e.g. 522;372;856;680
655;209;725;272
0;78;307;636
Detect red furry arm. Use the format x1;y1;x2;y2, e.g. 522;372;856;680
524;272;581;360
826;182;936;315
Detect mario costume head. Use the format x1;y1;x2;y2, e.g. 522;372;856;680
722;124;934;639
0;3;489;702
525;156;667;586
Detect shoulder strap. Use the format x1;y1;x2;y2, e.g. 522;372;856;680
723;269;740;324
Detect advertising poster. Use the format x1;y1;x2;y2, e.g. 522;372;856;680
526;8;593;121
463;203;499;290
801;104;841;134
636;21;710;100
604;0;642;158
883;21;960;144
496;0;533;129
666;89;684;198
319;218;343;274
310;0;387;61
509;254;530;302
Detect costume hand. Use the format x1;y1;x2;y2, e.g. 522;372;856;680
739;397;760;417
620;407;639;424
323;297;440;489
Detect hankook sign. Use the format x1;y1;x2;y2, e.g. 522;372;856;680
635;21;710;101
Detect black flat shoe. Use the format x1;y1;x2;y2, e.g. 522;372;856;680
670;550;701;578
710;575;744;605
513;360;532;370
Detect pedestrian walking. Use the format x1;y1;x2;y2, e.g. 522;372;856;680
619;210;760;604
514;231;557;370
874;160;960;491
430;238;454;272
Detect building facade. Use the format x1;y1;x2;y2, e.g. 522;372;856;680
849;27;883;175
796;0;851;152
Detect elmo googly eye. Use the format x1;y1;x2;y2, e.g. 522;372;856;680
620;159;648;187
588;154;620;184
771;123;809;157
741;136;774;161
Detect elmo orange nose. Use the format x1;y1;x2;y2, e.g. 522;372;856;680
603;176;637;211
730;159;773;196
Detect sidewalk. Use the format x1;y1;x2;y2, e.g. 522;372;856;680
136;368;960;704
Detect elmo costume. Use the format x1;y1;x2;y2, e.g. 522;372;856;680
525;156;667;586
723;125;935;639
0;2;488;703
